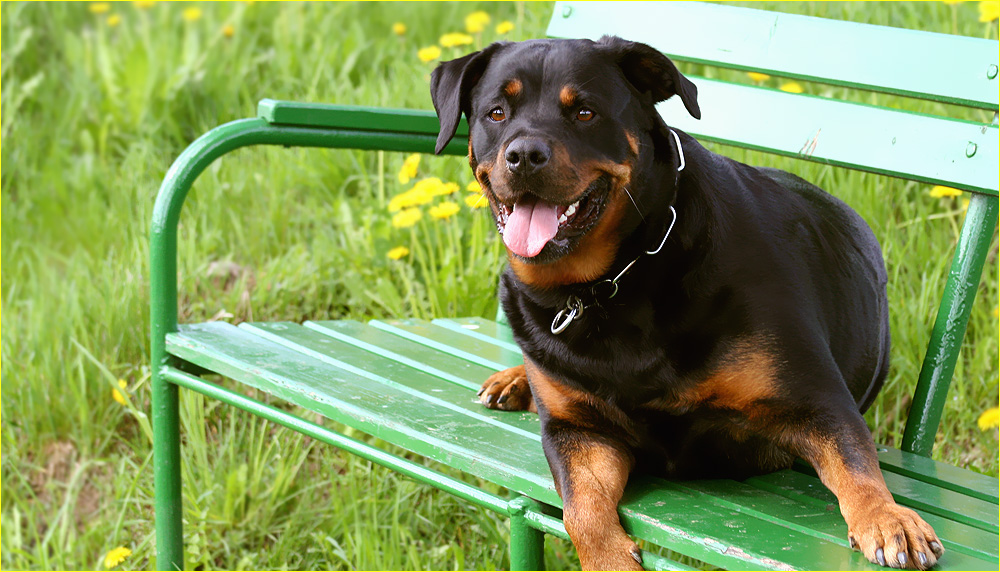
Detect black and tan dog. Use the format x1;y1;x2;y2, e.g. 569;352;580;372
430;36;943;571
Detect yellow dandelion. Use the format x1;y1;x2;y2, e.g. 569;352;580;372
746;72;770;82
133;1;156;9
961;198;970;211
929;185;962;198
89;3;111;14
222;24;235;38
418;45;442;63
392;208;423;228
387;246;410;260
496;21;515;35
392;22;406;36
465;11;491;34
440;32;474;48
465;193;488;209
978;407;1000;430
103;546;132;569
107;14;121;27
112;379;128;405
979;0;999;21
398;153;421;184
942;0;966;4
182;7;202;22
779;82;803;94
432;181;459;197
466;180;482;193
430;201;461;220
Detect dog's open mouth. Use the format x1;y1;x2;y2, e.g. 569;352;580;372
494;176;613;259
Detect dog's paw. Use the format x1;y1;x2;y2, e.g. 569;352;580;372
579;537;644;571
847;502;944;569
478;365;534;412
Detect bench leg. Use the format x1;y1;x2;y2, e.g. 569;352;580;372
152;367;184;571
509;497;546;570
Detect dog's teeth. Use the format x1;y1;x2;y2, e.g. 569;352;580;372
558;213;568;224
565;202;578;217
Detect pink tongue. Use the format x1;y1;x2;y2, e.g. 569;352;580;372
503;198;560;258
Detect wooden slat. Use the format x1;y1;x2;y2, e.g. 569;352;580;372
657;78;997;195
547;1;999;109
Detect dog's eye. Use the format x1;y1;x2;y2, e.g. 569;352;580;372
576;108;595;122
489;108;506;122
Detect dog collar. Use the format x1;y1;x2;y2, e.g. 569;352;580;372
549;130;684;335
551;205;678;335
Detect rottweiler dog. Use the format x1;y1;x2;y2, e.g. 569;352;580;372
430;36;944;571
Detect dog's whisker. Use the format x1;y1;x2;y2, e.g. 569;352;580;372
623;187;644;222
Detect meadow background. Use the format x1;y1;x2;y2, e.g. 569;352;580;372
1;1;997;570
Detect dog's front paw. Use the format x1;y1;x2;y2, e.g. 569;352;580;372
847;502;944;569
478;365;534;412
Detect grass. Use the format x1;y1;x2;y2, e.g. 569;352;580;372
1;1;997;570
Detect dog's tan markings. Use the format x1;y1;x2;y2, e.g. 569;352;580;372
523;359;642;571
467;139;474;164
479;365;536;412
560;85;578;107
504;78;523;98
804;436;944;570
625;130;640;156
680;336;779;413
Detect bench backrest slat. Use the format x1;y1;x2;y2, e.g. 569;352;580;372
547;1;1000;109
657;78;999;195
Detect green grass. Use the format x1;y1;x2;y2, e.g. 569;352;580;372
1;1;997;570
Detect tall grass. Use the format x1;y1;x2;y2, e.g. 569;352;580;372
1;2;996;570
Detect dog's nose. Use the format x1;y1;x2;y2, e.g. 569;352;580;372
505;138;551;175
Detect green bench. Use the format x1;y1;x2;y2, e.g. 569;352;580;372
151;2;999;570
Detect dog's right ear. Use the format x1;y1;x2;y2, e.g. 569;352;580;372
430;42;507;155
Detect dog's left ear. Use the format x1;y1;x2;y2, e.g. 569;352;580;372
430;42;508;155
597;36;701;120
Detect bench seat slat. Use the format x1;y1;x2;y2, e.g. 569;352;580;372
747;471;998;560
166;322;558;502
166;319;998;570
547;1;999;109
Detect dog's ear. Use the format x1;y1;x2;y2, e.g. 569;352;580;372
597;36;700;120
430;42;508;155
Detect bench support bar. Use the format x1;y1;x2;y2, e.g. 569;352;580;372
903;193;999;456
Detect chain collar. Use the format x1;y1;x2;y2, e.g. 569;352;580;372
550;130;685;335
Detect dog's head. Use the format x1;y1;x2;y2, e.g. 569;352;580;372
431;36;699;286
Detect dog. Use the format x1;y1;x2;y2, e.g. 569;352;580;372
429;36;944;571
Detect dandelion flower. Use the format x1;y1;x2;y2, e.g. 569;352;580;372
107;14;121;27
392;208;422;228
418;45;442;62
387;246;410;260
112;379;128;405
222;24;235;38
182;7;202;22
398;153;421;184
779;82;803;94
465;193;488;209
440;32;474;48
90;3;111;14
929;185;962;198
466;181;482;193
978;407;1000;430
104;546;132;569
430;201;461;220
979;0;999;21
133;1;156;9
465;11;491;33
746;72;770;82
392;22;406;36
942;0;966;4
496;21;515;35
433;181;460;197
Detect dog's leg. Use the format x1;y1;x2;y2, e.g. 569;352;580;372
790;407;944;570
524;359;642;571
479;365;536;412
